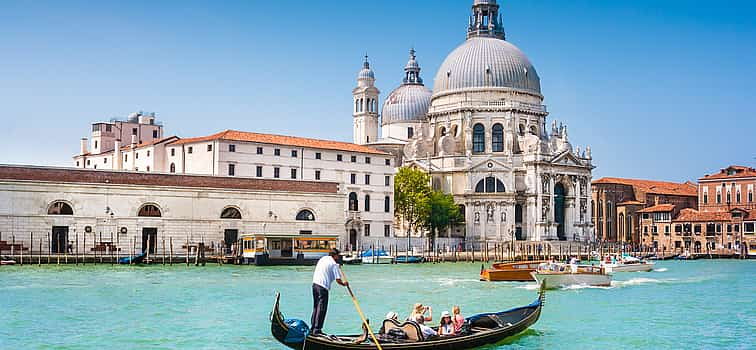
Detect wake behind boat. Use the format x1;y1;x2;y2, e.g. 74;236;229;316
270;287;545;350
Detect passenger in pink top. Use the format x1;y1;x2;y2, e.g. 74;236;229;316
452;305;464;333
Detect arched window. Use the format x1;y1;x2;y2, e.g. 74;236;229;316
355;99;359;113
138;204;161;217
384;196;391;212
220;207;242;219
492;123;503;152
474;177;505;193
407;127;414;139
518;124;525;136
296;209;315;221
48;201;73;215
472;123;485;153
618;213;625;238
529;125;538;135
439;127;447;137
364;195;371;212
451;125;459;137
170;163;176;173
458;204;466;222
349;192;359;211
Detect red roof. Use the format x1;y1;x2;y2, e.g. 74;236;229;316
171;130;388;155
592;177;697;196
637;204;676;213
617;200;644;206
0;165;338;193
673;208;731;222
699;165;756;181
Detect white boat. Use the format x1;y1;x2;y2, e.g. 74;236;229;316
602;256;655;273
530;263;611;289
360;249;394;264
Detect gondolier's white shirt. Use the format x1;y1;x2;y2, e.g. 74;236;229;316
313;256;341;290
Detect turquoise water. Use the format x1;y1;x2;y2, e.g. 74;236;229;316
1;261;754;349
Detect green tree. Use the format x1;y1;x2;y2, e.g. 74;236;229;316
426;190;462;249
394;167;431;250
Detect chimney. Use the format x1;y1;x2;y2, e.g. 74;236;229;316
131;134;137;148
113;140;122;170
80;138;88;155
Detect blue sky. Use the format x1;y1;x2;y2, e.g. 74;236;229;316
1;0;754;182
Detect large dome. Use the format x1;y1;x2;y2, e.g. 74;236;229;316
432;37;541;96
381;84;431;125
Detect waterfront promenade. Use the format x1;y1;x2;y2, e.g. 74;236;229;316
1;260;753;349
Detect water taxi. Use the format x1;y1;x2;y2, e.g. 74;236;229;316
360;249;395;264
479;261;547;282
531;263;611;289
601;255;654;273
241;234;338;266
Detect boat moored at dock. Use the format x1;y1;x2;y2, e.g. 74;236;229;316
360;249;395;264
241;234;339;266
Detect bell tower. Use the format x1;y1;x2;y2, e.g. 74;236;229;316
467;0;505;40
353;55;380;145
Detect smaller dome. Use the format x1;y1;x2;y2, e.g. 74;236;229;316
382;85;431;125
357;55;375;80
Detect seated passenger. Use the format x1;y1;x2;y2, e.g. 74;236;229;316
452;306;464;333
408;303;432;322
385;311;399;322
415;315;437;338
438;311;455;336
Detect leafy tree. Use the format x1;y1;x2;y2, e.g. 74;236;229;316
394;167;431;249
425;190;462;249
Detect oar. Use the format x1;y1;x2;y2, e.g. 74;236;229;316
338;266;383;350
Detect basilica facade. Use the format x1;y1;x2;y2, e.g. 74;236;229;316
354;0;595;242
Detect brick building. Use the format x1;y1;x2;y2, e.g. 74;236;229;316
591;178;697;244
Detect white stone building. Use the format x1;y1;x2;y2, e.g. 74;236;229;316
356;0;595;242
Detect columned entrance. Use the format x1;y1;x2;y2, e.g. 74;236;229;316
51;226;68;253
554;183;566;241
141;228;157;254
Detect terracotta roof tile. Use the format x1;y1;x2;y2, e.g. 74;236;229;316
699;165;756;181
673;208;731;222
171;130;388;155
637;204;675;213
592;177;697;196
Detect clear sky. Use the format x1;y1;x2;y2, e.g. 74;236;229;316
1;0;754;182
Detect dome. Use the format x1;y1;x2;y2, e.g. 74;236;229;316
381;84;432;125
432;36;541;97
357;55;375;80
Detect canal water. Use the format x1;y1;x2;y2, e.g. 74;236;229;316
1;260;753;349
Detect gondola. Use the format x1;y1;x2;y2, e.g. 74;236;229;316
270;285;544;350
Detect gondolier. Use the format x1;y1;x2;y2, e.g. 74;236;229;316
311;248;348;335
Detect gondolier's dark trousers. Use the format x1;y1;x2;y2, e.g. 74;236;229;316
311;283;329;333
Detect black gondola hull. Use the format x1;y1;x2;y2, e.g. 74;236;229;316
270;288;544;350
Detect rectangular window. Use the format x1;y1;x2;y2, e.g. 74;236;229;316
315;170;321;180
207;144;212;152
716;193;721;204
171;148;175;156
229;144;236;152
365;174;370;185
315;152;321;160
694;224;702;234
385;175;390;186
274;167;280;178
103;158;107;164
291;150;298;157
132;128;137;135
703;193;708;204
664;225;670;235
364;224;371;237
257;147;263;154
228;164;235;176
407;127;414;139
274;148;281;156
188;146;193;154
749;191;754;202
94;140;98;149
337;154;343;161
351;155;357;163
365;196;370;212
642;213;649;219
674;225;682;233
727;224;732;233
256;166;263;177
652;225;658;234
350;173;356;184
135;152;139;159
385;196;390;212
105;124;112;132
734;224;740;233
643;226;648;234
745;222;755;233
385;159;391;166
124;154;128;162
152;130;158;138
146;150;150;157
384;224;391;237
291;168;297;179
365;157;371;164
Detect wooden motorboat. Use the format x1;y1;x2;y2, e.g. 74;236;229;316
601;256;654;273
480;261;547;282
117;252;146;264
270;287;545;350
531;263;611;289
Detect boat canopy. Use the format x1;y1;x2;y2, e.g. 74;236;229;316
360;249;390;257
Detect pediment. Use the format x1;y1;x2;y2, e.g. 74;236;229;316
550;151;583;166
469;157;512;172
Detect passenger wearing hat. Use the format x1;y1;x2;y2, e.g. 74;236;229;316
310;248;348;336
438;311;455;336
